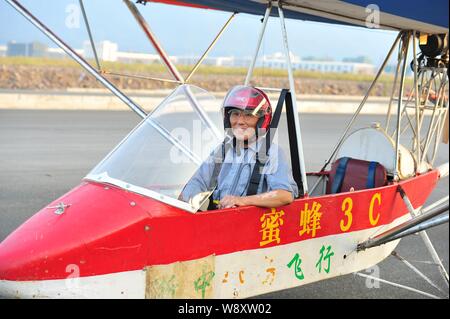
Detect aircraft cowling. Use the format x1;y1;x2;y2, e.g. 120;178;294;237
0;181;175;281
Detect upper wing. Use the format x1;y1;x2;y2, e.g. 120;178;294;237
144;0;448;34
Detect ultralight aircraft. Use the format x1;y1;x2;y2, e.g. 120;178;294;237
0;0;448;299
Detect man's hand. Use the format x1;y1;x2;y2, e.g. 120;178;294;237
219;195;247;209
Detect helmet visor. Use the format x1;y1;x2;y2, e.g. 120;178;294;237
222;85;270;117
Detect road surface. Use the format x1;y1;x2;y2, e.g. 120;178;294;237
0;109;448;299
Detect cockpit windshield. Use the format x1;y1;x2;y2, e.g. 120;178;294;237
85;85;224;212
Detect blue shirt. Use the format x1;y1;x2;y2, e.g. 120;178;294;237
181;142;299;203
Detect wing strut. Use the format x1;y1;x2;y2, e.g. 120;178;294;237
123;0;185;83
309;31;403;194
357;192;449;288
4;0;148;119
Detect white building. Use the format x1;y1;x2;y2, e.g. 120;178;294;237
46;47;84;58
259;51;300;69
259;51;375;74
294;60;375;74
116;51;161;64
83;40;118;62
0;45;6;57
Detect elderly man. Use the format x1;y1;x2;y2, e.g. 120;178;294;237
180;85;298;209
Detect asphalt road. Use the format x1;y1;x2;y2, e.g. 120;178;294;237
0;109;448;299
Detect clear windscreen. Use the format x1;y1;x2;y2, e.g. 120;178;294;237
85;85;224;211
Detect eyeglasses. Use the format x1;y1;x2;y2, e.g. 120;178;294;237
228;109;260;120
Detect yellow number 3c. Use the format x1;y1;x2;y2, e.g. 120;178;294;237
369;193;382;226
340;197;353;232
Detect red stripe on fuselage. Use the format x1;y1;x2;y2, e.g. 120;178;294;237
0;171;438;280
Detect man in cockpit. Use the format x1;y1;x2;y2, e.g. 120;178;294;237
180;85;298;210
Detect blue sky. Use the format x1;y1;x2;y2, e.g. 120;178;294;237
0;0;399;64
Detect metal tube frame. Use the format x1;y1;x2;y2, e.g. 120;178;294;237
310;31;403;194
399;188;449;285
412;31;421;169
245;3;272;86
103;71;183;84
124;0;224;141
124;0;185;83
385;39;403;131
357;197;449;251
5;0;206;168
79;0;101;70
278;2;309;195
393;32;411;181
185;12;237;83
4;0;148;120
359;214;448;251
420;69;449;164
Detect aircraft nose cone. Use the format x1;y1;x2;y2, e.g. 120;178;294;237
0;181;152;298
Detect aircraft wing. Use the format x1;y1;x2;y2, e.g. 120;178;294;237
144;0;448;34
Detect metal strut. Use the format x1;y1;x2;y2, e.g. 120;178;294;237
245;3;272;86
398;187;449;286
4;0;147;119
79;0;101;70
278;2;309;195
357;196;449;251
310;31;403;194
393;32;411;181
185;12;237;83
123;0;185;83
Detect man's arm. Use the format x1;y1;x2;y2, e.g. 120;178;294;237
219;190;293;209
219;145;297;209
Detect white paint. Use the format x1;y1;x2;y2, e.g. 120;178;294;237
0;270;146;299
212;214;409;298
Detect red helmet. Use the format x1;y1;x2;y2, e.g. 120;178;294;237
222;85;272;130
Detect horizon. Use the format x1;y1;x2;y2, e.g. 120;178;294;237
0;39;379;64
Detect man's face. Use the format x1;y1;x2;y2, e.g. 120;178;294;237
229;109;259;141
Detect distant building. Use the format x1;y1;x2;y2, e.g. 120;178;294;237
0;45;6;57
116;51;161;64
259;52;375;74
1;40;376;75
294;60;375;74
46;47;84;59
174;55;251;67
342;55;372;64
7;41;48;57
83;40;118;62
259;51;300;69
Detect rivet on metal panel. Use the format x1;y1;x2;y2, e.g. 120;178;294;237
144;225;150;231
130;201;136;206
